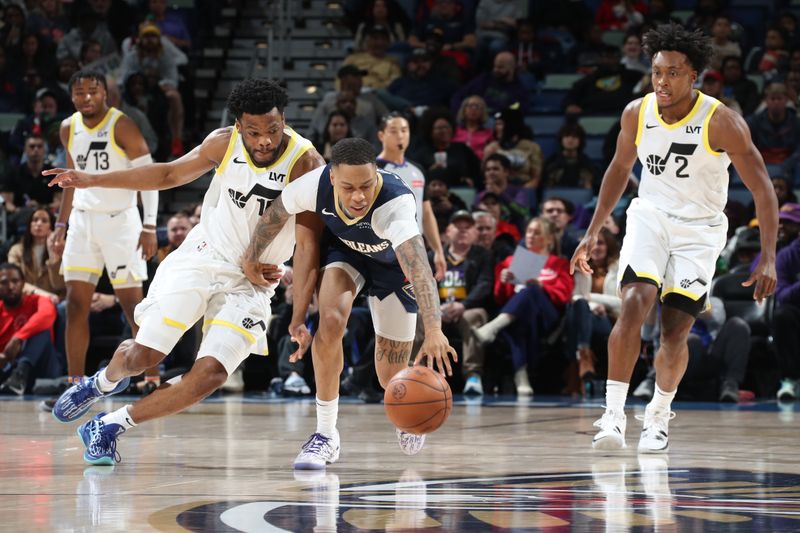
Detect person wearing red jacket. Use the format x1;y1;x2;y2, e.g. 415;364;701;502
474;217;574;394
0;263;61;395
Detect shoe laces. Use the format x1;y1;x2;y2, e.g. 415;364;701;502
301;433;335;457
88;420;122;463
593;406;624;429
635;409;676;436
70;379;98;408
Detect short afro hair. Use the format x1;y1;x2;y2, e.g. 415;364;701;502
643;23;713;73
68;69;107;93
331;138;376;166
226;79;289;119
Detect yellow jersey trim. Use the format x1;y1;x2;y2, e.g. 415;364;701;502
662;287;702;301
81;107;115;134
64;266;103;275
241;129;297;173
216;128;239;174
655;91;705;130
333;172;384;226
203;319;257;344
702;99;723;156
67;114;76;153
162;317;188;330
108;111;126;159
286;142;313;183
636;271;661;285
634;93;650;146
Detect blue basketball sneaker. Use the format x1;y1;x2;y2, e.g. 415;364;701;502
77;413;124;465
53;370;130;423
293;430;340;470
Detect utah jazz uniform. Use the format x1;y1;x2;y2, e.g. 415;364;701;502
134;127;313;374
620;90;730;315
64;107;149;287
281;165;421;341
376;158;425;232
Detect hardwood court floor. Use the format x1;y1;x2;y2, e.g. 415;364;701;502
1;395;799;532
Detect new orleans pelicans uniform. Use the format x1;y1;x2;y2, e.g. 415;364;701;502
619;91;730;313
134;127;313;374
64;107;147;287
281;165;421;341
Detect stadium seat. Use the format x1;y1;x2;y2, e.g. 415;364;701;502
727;188;753;206
542;74;583;91
578;116;618;136
530;91;566;115
537;135;559;159
526;115;564;136
542;187;594;207
451;187;476;208
0;113;24;132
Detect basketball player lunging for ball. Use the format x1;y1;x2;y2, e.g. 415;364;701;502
571;24;778;453
243;138;457;470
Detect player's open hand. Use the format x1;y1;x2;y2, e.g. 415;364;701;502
243;258;269;286
570;233;598;275
44;168;94;189
288;322;312;363
742;255;777;304
138;230;157;260
260;263;284;285
414;328;457;377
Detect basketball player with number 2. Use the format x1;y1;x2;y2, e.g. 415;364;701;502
571;24;778;453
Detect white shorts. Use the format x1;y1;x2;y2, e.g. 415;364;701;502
324;262;417;342
618;197;727;309
134;230;275;375
62;207;147;288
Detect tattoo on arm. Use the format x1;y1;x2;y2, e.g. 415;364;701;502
375;339;412;365
247;196;291;262
395;235;441;331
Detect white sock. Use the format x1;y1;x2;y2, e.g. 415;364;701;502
648;384;676;412
475;312;514;342
100;405;136;430
96;367;122;393
316;396;339;439
605;379;629;414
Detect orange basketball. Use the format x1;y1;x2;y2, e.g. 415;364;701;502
384;366;453;435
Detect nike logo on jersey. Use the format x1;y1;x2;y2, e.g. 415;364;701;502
233;156;247;164
645;123;658;129
321;208;336;216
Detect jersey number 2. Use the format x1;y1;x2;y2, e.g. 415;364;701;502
674;155;689;178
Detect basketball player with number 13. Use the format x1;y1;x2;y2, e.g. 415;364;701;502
571;23;778;453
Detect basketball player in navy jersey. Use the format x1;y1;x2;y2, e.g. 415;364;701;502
243;138;457;470
571;24;778;453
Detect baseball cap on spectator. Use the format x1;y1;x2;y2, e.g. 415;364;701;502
139;22;161;37
779;202;800;224
450;210;475;225
36;87;57;101
337;64;368;78
703;70;723;83
735;227;761;251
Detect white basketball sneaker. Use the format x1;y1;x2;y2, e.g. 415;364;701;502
396;428;426;456
293;430;341;470
592;408;627;450
636;406;675;453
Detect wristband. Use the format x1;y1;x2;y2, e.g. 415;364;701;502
55;222;67;229
141;227;157;234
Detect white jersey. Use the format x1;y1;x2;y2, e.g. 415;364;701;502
635;91;731;219
68;107;138;212
377;157;425;232
199;126;313;265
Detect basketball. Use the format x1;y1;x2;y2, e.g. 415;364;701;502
384;366;453;435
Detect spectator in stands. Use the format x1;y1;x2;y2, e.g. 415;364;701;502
721;55;760;116
747;26;790;81
427;210;493;396
543;122;600;190
386;48;458;108
0;263;61;396
474;209;515;261
477;153;530;221
542;196;580;259
409;0;476;72
78;39;103;67
411;108;481;188
746;83;800;166
2;135;56;227
88;0;136;49
0;47;27;113
56;8;116;62
563;44;643;116
353;0;409;51
508;18;562;91
342;24;401;90
147;0;192;51
156;212;192;263
334;90;377;145
453;95;492;160
28;0;70;48
317;110;353;161
709;14;740;71
8;209;65;302
1;3;26;54
120;22;184;158
107;78;158;155
595;0;647;31
188;203;201;226
423;27;463;84
769;204;800;401
8;87;62;160
474;0;519;67
483;107;542;188
476;191;522;248
571;24;607;73
15;33;57;83
645;0;679;26
426;175;467;232
685;0;724;34
701;69;742;115
566;227;620;392
451;51;530;115
474;217;574;395
620;32;649;74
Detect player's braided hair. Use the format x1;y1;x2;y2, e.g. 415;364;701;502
226;79;288;118
331;138;376;166
68;69;108;92
643;22;713;73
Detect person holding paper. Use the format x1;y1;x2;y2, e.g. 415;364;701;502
473;217;574;395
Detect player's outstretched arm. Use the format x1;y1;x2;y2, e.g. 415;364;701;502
243;196;293;286
287;212;325;362
570;99;641;275
45;127;232;191
395;235;458;376
710;107;778;302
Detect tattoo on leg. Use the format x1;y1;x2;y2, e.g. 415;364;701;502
376;339;411;366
